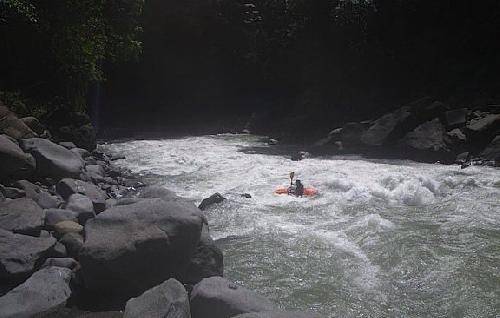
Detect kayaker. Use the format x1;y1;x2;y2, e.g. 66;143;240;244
295;179;305;196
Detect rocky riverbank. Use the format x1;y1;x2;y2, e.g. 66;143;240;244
247;98;500;167
0;102;321;317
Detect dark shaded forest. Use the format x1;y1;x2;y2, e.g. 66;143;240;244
2;0;500;138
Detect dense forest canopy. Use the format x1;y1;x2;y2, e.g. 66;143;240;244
1;0;500;135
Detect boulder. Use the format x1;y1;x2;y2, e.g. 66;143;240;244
64;193;96;223
361;106;415;146
53;220;83;237
400;119;454;162
71;147;91;159
233;312;322;318
41;258;79;271
0;105;36;139
59;232;84;259
138;186;180;201
0;229;56;283
12;179;40;199
56;178;107;213
21;116;46;135
481;135;500;160
340;122;366;147
466;112;500;132
79;198;203;300
44;209;79;229
198;193;225;210
37;191;62;209
123;278;190;318
0;198;44;236
0;266;73;317
181;224;223;285
444;108;468;128
84;164;106;182
190;277;276;318
20;138;84;180
0;134;36;181
73;124;97;151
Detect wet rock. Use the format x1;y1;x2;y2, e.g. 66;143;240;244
466;112;500;132
340;122;366;147
21;116;46;135
56;178;107;213
481;135;500;160
455;152;470;165
181;224;223;285
45;209;79;229
72;147;91;160
0;198;44;236
64;193;96;223
139;186;180;201
123;278;190;318
361;106;415;146
59;232;84;259
0;134;36;181
20;138;84;180
0;229;56;283
241;193;252;198
54;220;83;237
268;138;279;145
291;151;310;161
446;128;467;143
401;118;452;162
198;193;225;210
59;141;77;149
0;186;26;199
190;277;276;318
444;108;468;128
41;258;79;270
0;105;36;139
0;266;73;317
233;312;322;318
79;198;203;301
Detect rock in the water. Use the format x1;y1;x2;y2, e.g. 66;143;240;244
20;138;84;180
190;277;276;318
0;134;36;181
361;106;415;146
41;258;79;270
0;229;56;283
79;198;203;300
0;266;73;317
233;312;322;318
198;193;225;210
53;220;83;237
241;193;252;198
481;135;500;160
0;105;36;139
44;209;79;229
123;278;190;318
401;118;451;161
64;193;96;223
138;186;180;201
21;116;46;135
340;122;366;147
444;108;468;128
0;198;44;236
182;224;223;285
56;178;107;213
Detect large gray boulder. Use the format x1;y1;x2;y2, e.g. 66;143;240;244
361;106;415;146
181;224;223;285
233;312;322;318
56;178;107;213
0;229;56;283
400;118;452;162
190;277;276;318
198;193;225;210
340;122;366;148
20;138;84;180
0;134;36;181
123;278;190;318
79;198;203;300
0;105;36;139
481;135;500;160
21;116;46;135
444;108;468;128
138;186;180;201
0;266;73;318
64;193;96;224
0;198;44;236
44;209;79;229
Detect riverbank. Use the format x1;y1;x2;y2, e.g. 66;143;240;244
0;103;321;317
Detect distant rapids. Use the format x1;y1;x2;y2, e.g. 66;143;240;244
103;134;500;317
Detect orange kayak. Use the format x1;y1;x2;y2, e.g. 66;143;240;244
274;186;318;196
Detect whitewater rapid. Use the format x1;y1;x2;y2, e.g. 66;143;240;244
103;134;500;317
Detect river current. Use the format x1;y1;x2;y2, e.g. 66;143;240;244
103;134;500;317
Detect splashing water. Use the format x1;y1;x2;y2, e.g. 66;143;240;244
103;134;500;317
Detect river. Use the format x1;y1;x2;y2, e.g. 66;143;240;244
103;134;500;317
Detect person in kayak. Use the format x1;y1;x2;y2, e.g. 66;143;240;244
287;172;305;196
